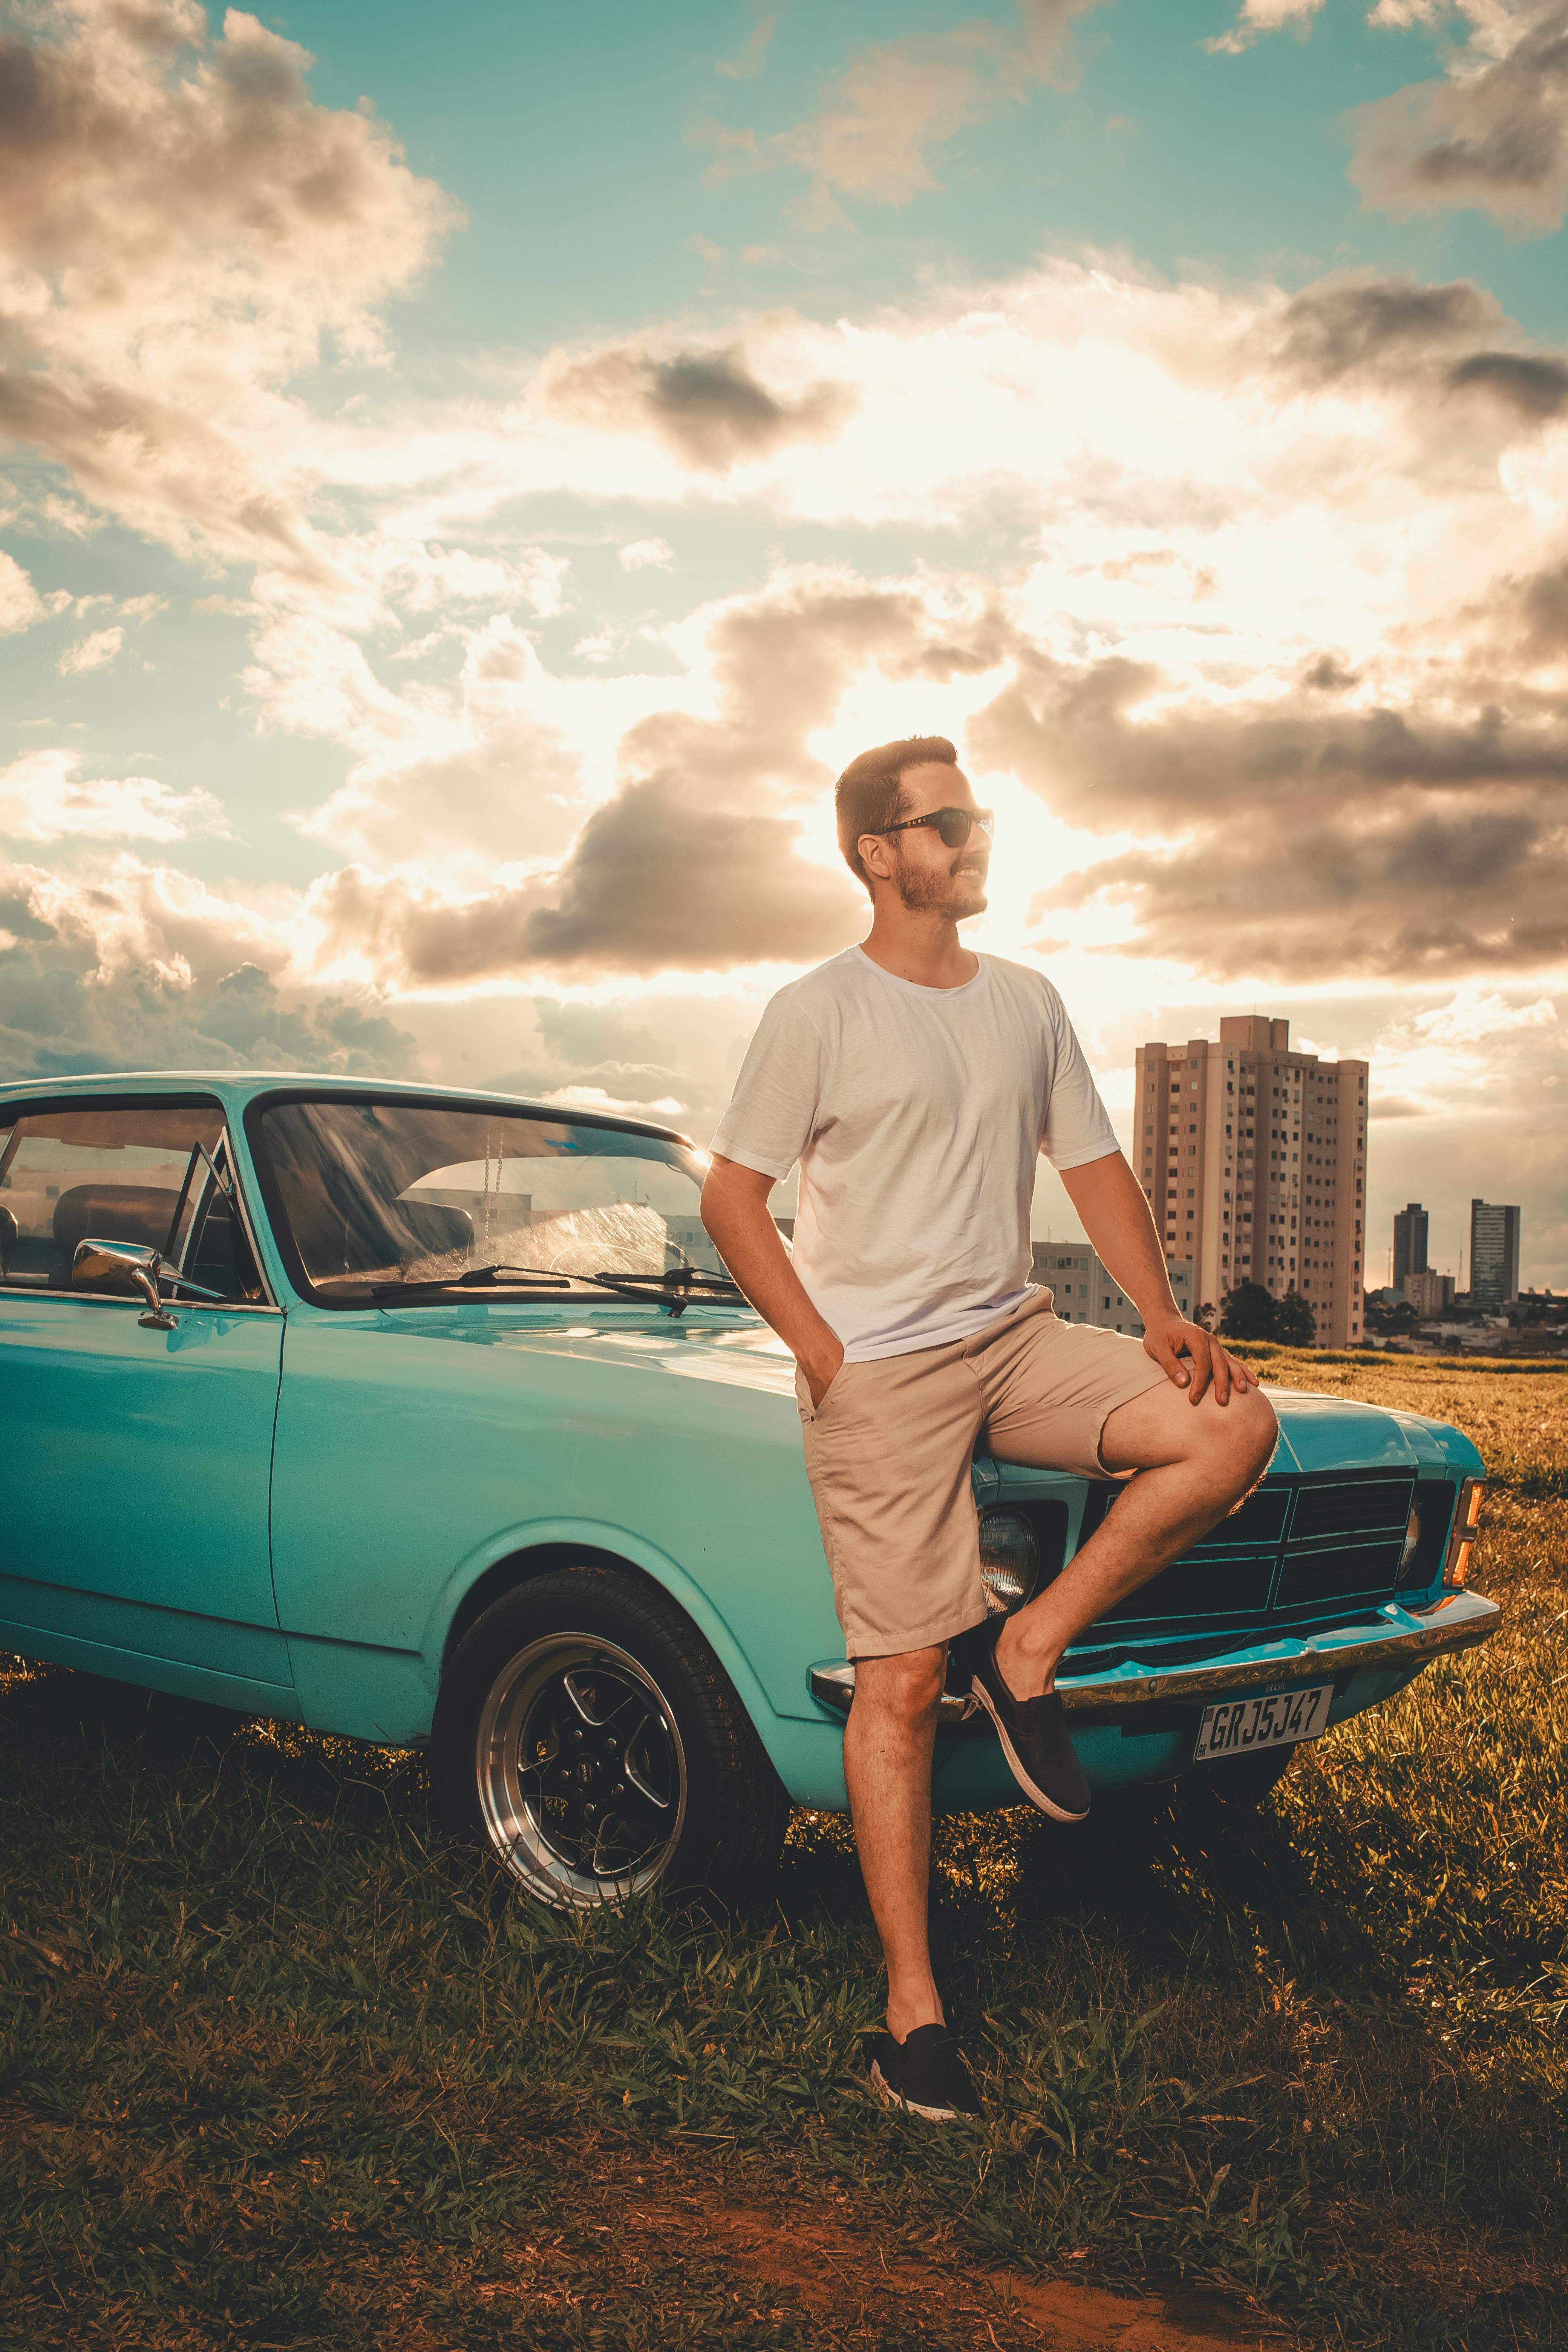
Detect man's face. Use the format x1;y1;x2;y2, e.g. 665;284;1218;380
869;763;990;919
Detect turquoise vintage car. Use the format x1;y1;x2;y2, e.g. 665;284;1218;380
0;1072;1496;1908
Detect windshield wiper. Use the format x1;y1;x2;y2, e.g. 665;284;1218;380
588;1266;746;1318
369;1263;576;1298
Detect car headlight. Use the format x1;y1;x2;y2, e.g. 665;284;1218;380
1400;1504;1422;1571
978;1508;1040;1615
1442;1478;1485;1588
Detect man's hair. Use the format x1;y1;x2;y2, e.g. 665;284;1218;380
834;736;959;892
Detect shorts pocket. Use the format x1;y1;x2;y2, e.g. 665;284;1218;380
797;1360;853;1425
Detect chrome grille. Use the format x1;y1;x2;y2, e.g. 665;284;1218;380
1079;1469;1418;1638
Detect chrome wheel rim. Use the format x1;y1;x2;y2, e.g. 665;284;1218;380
473;1633;687;1908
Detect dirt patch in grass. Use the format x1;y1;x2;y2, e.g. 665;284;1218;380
2;2115;1290;2351
614;2165;1284;2348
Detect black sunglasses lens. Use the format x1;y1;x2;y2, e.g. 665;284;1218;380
937;809;971;848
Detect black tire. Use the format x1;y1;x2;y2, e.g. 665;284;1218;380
430;1563;790;1909
1187;1744;1298;1810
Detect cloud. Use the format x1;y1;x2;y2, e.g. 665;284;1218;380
386;544;570;618
537;1083;686;1116
620;537;675;572
1267;268;1568;420
545;340;855;473
1037;793;1568;982
1413;985;1557;1042
305;789;861;985
698;0;1103;230
0;371;339;580
57;622;123;673
715;8;777;80
1349;3;1568;233
258;612;586;868
325;563;1031;988
1446;348;1568;417
975;639;1568;981
1268;273;1494;385
0;0;452;295
0;550;47;632
1204;0;1326;57
512;777;860;972
0;0;457;571
476;995;713;1125
0;747;225;841
1508;557;1568;654
286;568;1020;985
0;852;413;1080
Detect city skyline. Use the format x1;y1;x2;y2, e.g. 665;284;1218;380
0;0;1563;1287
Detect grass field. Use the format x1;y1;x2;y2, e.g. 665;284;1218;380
2;1353;1564;2349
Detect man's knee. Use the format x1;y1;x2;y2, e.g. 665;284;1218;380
1204;1386;1278;1501
852;1645;946;1726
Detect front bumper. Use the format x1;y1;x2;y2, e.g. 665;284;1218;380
807;1586;1501;1728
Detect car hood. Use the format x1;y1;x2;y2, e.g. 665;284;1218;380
372;1304;801;1399
373;1307;1477;1472
1260;1384;1478;1473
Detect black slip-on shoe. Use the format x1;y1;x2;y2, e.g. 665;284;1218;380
867;2024;983;2122
969;1618;1091;1822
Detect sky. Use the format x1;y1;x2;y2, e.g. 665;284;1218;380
1;0;1566;1289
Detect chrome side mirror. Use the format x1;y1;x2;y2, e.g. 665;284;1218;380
71;1240;224;1329
73;1239;177;1328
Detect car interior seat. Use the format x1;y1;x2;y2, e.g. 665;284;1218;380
48;1184;184;1289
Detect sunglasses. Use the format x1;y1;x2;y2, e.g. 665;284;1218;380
869;806;995;850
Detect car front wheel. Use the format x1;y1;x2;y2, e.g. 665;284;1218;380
430;1564;789;1909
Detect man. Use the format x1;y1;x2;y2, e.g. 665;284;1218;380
701;736;1277;2124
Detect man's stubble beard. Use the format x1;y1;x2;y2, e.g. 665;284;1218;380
893;847;989;918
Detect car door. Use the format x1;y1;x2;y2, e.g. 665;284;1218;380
0;1093;292;1706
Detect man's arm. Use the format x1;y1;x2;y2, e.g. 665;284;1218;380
1057;1150;1254;1405
700;1155;845;1407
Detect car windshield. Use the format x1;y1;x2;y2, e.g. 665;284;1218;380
258;1097;728;1295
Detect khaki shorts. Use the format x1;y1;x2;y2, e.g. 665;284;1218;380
795;1289;1166;1659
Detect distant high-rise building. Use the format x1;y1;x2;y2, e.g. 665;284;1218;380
1393;1202;1428;1289
1469;1200;1521;1310
1403;1268;1455;1319
1031;1243;1192;1335
1134;1016;1368;1346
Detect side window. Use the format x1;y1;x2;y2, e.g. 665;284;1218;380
0;1102;224;1294
180;1157;265;1304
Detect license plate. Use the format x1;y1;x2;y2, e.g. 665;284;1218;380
1193;1681;1332;1763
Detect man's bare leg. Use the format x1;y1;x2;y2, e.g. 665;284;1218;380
842;1645;948;2041
995;1378;1278;1701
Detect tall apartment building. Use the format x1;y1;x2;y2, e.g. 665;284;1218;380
1469;1199;1521;1309
1403;1268;1455;1318
1031;1243;1193;1335
1392;1202;1428;1289
1134;1015;1368;1346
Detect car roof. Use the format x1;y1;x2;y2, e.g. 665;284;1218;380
0;1069;694;1149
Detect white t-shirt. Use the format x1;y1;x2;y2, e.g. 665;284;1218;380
709;946;1119;1361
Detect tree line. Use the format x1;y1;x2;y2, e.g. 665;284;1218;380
1192;1282;1317;1348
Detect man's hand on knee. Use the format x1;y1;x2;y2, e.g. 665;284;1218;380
1102;1372;1278;1484
1141;1310;1254;1406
